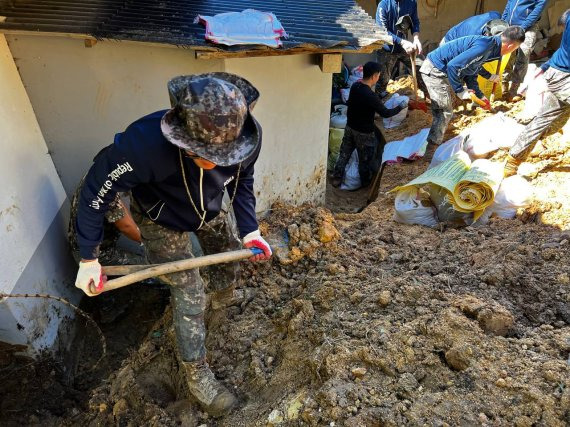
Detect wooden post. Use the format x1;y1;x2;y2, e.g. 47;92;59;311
319;54;342;73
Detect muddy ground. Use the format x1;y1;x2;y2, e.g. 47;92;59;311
1;78;569;426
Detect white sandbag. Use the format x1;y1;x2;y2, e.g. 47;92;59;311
462;113;525;159
330;104;348;129
475;176;532;224
383;94;409;129
429;135;465;169
382;128;429;164
393;187;439;227
340;150;361;191
490;175;532;218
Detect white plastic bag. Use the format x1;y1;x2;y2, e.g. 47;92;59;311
475;176;532;224
330;104;348;129
340;150;361;191
382;128;429;164
429;136;465;169
463;113;524;159
393;187;439;227
383;94;409;129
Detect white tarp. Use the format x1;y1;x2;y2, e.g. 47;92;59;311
382;128;429;164
196;9;287;47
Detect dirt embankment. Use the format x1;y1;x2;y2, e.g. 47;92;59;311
1;76;569;427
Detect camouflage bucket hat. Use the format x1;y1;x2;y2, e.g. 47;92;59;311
161;73;260;166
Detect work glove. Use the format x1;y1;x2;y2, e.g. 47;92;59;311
401;40;415;54
243;230;272;262
481;96;492;111
75;259;105;297
457;89;474;101
412;35;422;55
488;74;500;83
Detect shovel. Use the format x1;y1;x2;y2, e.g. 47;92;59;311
408;51;428;113
90;248;264;294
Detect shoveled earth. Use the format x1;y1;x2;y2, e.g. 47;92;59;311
2;77;569;426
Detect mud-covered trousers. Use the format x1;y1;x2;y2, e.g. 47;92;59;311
420;59;454;146
504;25;539;92
510;67;570;159
131;200;242;362
375;49;428;96
333;126;381;187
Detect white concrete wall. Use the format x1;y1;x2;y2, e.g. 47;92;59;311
6;36;330;211
0;34;76;353
225;55;331;210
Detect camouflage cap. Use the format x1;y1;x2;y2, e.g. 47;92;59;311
161;73;261;166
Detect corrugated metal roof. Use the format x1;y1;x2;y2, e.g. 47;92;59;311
0;0;390;53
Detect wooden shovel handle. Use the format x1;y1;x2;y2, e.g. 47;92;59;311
91;248;261;294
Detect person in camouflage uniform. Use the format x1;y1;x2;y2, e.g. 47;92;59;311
73;73;272;416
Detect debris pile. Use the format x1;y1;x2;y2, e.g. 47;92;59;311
1;76;569;427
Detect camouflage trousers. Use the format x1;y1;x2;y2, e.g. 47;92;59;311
375;49;428;97
131;200;241;362
504;25;539;92
510;67;570;160
333;126;381;187
420;59;454;146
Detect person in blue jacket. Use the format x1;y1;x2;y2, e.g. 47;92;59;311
73;73;272;416
375;0;424;97
505;9;570;176
419;26;525;146
441;11;507;45
502;0;549;100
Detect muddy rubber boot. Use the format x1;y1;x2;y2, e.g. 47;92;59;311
209;285;255;310
182;360;237;417
504;155;522;178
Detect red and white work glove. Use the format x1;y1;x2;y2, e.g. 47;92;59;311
75;259;105;297
481;96;492;111
242;230;272;262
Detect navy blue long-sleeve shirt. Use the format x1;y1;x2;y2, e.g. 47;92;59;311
427;35;502;98
444;11;502;42
376;0;420;53
541;20;570;73
75;110;260;260
502;0;548;31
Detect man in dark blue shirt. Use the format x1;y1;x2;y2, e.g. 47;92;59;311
420;26;525;146
502;0;549;100
441;11;505;45
375;0;425;97
506;10;570;176
73;73;272;416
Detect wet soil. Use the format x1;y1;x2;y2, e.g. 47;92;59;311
1;78;569;426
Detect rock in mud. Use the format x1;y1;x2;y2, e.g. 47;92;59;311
477;306;514;336
351;367;367;378
445;345;473;371
378;290;392;307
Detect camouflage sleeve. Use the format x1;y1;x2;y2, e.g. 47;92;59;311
104;194;125;223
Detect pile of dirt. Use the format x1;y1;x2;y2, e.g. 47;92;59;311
1;77;569;427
